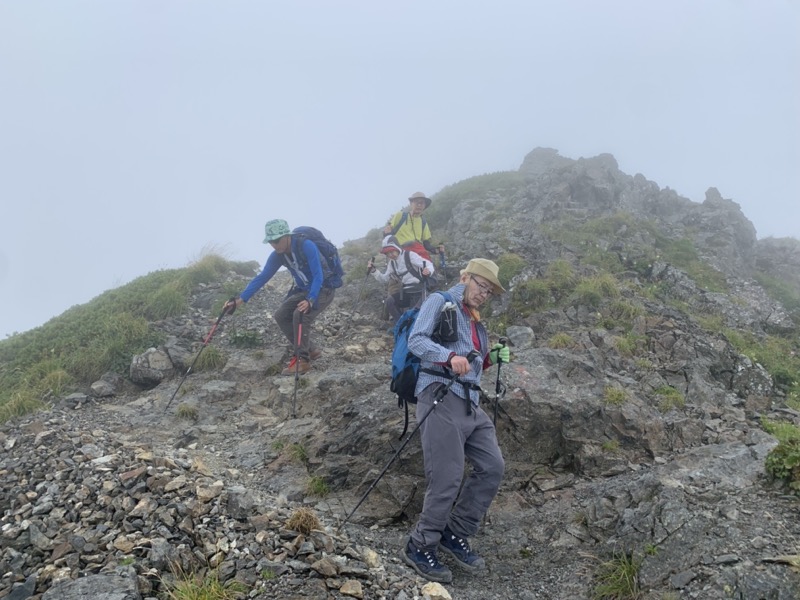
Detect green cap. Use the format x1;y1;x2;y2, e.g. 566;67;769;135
263;219;291;243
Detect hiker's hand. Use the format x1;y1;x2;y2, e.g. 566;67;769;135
367;259;375;273
297;299;312;314
489;343;510;365
383;225;392;235
422;267;431;277
438;244;445;255
448;355;471;375
224;297;242;315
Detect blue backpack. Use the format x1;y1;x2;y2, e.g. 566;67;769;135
288;226;345;288
390;291;454;437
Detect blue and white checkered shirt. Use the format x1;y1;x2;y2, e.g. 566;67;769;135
408;283;489;405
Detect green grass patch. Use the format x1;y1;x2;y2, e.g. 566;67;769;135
229;328;262;349
496;253;527;288
307;476;329;498
0;253;247;421
573;274;621;308
510;278;550;317
160;566;247;600
176;404;198;420
546;259;578;300
193;346;226;372
288;443;308;464
603;386;629;406
724;330;800;398
654;386;685;412
591;550;642;600
601;439;621;453
548;333;575;350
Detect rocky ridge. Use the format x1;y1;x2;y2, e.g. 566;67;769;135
2;148;800;600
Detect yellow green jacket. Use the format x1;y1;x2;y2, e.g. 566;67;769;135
387;210;432;247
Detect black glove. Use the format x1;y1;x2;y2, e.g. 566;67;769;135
224;296;238;315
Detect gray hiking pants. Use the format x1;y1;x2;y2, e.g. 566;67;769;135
409;383;505;551
273;288;335;360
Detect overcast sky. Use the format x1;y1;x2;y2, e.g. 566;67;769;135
1;1;798;337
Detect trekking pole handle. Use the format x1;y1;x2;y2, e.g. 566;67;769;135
366;255;375;275
498;337;508;363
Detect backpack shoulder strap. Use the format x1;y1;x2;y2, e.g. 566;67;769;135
404;251;425;282
390;211;409;236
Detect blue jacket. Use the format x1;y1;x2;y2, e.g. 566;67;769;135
408;283;489;405
240;238;328;306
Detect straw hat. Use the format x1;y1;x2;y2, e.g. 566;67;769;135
408;192;431;209
461;258;505;295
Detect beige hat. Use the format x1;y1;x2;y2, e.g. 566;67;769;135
408;191;431;209
461;258;506;295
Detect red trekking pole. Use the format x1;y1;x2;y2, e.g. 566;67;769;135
291;313;304;419
164;304;232;413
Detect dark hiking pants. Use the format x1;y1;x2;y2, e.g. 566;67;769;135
273;288;335;360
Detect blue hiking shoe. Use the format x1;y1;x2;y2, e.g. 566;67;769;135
438;526;486;571
402;539;453;583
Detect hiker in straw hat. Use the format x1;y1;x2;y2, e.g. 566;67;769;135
383;191;442;262
400;258;510;583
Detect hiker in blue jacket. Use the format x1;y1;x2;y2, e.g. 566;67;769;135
401;258;510;584
224;219;336;375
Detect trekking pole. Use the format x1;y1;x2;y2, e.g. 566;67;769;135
438;246;447;287
291;313;304;419
337;372;462;532
492;337;508;426
422;261;429;302
164;303;232;413
351;257;375;314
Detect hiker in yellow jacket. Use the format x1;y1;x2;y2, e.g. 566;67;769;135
383;192;441;261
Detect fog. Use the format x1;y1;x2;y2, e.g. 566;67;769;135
1;1;798;337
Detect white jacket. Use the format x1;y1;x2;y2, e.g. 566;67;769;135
372;249;435;289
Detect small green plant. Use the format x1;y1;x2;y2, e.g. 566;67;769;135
118;556;135;566
548;333;575;349
194;346;226;372
762;418;800;492
607;299;643;322
519;547;533;559
644;544;658;556
288;442;308;464
696;313;725;333
176;403;198;420
603;385;629;406
307;476;329;498
229;328;262;349
591;550;642;600
654;386;685;412
602;439;620;453
260;568;276;581
764;438;800;492
613;333;642;358
512;278;550;314
496;253;527;288
145;282;188;320
286;507;321;534
546;259;578;299
634;358;654;371
271;440;285;452
160;565;247;600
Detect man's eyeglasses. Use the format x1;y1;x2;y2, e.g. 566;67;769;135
470;275;494;297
